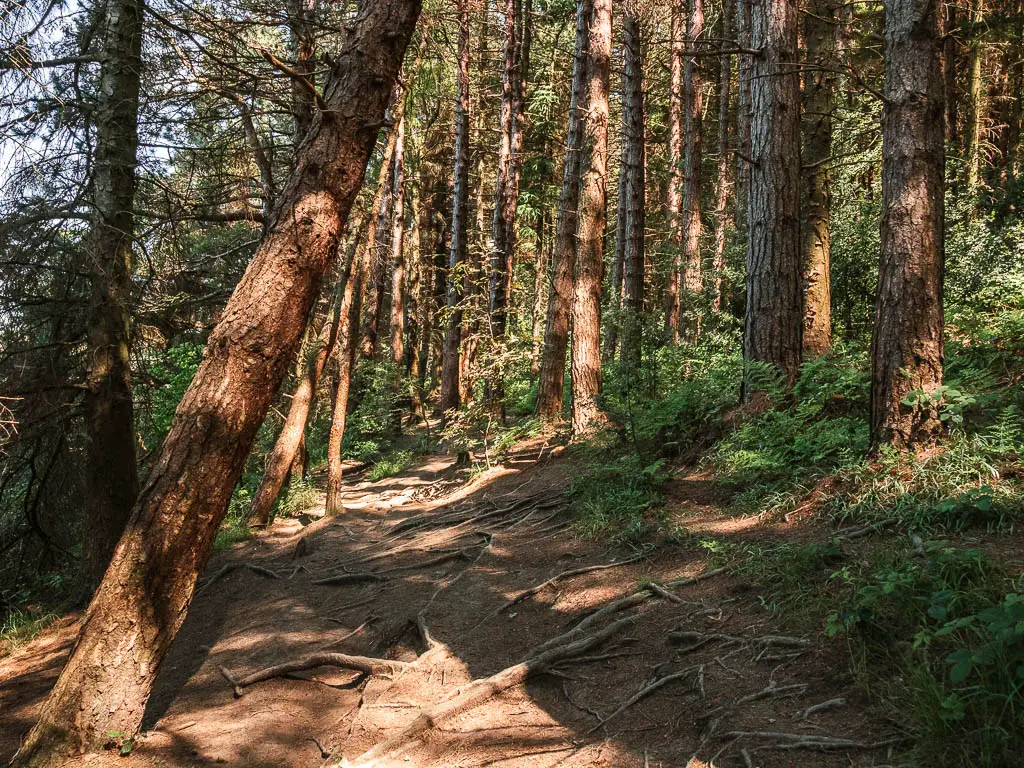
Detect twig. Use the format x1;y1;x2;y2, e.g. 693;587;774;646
587;666;698;734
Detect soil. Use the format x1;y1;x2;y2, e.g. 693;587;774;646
1;435;908;768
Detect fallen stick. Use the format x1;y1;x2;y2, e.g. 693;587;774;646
801;697;847;719
219;652;410;697
587;666;698;734
345;615;638;766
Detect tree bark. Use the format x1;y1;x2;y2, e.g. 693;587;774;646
964;0;985;191
680;0;705;337
664;2;685;338
735;0;753;238
287;0;318;140
82;0;143;588
742;0;803;397
619;8;645;369
390;114;407;370
711;0;733;310
10;2;420;762
571;0;610;435
535;0;587;420
870;0;945;449
801;0;836;357
440;0;471;425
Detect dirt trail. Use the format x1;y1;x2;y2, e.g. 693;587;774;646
0;437;904;767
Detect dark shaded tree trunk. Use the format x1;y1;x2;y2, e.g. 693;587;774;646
82;0;143;588
571;0;610;435
964;0;985;191
742;0;803;397
619;9;646;368
10;3;420;762
712;0;733;310
535;0;587;420
680;0;705;336
287;0;318;140
801;0;836;357
735;0;753;238
870;0;945;449
440;0;471;424
664;2;685;338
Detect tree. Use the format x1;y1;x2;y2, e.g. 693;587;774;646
535;0;587;420
440;0;471;424
9;1;421;761
743;0;803;396
81;0;144;587
711;0;734;310
664;2;685;337
390;113;408;371
801;0;836;356
680;0;705;337
571;0;610;435
870;0;945;449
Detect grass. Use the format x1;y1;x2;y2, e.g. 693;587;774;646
367;450;414;482
1;608;58;657
214;514;253;550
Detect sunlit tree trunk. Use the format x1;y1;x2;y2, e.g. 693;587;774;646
571;0;610;435
440;0;471;424
390;114;407;370
82;0;143;587
743;0;803;397
870;0;945;449
535;0;587;420
10;2;420;763
801;0;836;357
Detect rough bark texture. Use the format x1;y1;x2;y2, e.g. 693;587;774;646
964;0;985;190
712;0;734;310
571;0;609;435
390;114;407;370
801;0;836;356
10;2;420;763
735;0;753;237
619;9;646;369
535;0;587;420
82;0;144;588
440;0;471;424
287;0;317;140
680;0;705;334
249;286;343;527
870;0;945;449
743;0;803;396
664;3;685;337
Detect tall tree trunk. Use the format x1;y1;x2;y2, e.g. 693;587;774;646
82;0;143;588
664;3;685;338
10;3;420;762
535;0;587;420
964;0;985;191
619;8;646;369
248;282;345;527
488;0;525;411
390;114;407;370
735;0;753;238
530;211;550;372
743;0;803;397
440;0;471;424
711;0;733;310
870;0;945;449
571;0;610;435
801;0;836;357
942;0;958;141
680;0;705;337
362;149;395;358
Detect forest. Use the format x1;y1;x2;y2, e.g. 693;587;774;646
0;0;1022;763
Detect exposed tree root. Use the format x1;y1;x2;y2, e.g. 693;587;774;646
218;653;410;697
344;615;638;767
586;665;700;734
801;697;848;719
195;562;282;597
668;630;810;651
313;548;476;586
725;731;906;752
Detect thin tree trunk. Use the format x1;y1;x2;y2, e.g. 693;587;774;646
680;0;705;337
620;8;645;369
440;0;471;424
390;114;407;370
530;210;549;372
743;0;803;397
571;0;610;435
712;0;733;310
735;0;753;238
82;0;143;588
942;0;958;141
10;4;420;762
964;0;985;191
871;0;945;449
801;0;836;357
664;2;685;338
535;0;587;420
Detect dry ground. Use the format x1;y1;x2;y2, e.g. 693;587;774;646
0;436;908;767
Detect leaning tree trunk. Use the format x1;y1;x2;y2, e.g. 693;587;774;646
571;0;610;436
82;0;143;589
742;0;803;398
680;0;705;337
801;0;836;357
619;8;646;370
870;0;945;449
535;0;587;420
663;2;685;338
440;0;471;425
10;3;421;763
